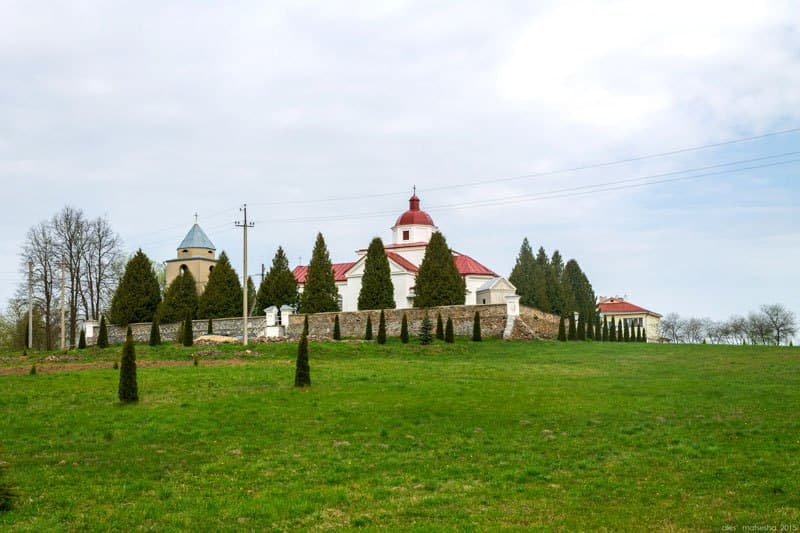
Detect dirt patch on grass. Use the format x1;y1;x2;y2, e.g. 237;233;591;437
0;358;259;376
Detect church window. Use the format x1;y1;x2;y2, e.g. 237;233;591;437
180;264;188;274
208;250;213;254
182;249;188;254
402;230;410;240
209;266;214;273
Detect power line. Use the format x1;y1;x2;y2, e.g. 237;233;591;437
246;126;800;206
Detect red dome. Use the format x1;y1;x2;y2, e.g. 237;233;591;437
394;194;435;227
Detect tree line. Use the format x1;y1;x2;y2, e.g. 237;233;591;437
660;304;796;345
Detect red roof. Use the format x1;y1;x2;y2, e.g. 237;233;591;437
293;262;356;284
598;301;661;317
394;194;435;227
453;254;497;276
386;251;418;272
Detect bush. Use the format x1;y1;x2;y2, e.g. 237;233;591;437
294;334;311;387
333;315;341;340
419;314;433;345
29;364;36;375
435;314;444;341
400;314;409;344
472;311;482;342
118;327;139;403
149;319;161;347
78;329;86;349
365;316;373;341
97;315;109;348
183;313;193;347
377;310;387;345
445;317;454;343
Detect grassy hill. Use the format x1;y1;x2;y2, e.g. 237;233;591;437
1;340;798;530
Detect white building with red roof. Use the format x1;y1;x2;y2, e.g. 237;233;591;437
597;296;663;342
292;192;508;311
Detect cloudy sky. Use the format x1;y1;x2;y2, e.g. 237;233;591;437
1;0;798;326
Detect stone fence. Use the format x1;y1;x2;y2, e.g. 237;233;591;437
89;303;559;345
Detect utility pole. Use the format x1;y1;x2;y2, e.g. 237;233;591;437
60;258;66;350
28;261;33;350
235;204;255;345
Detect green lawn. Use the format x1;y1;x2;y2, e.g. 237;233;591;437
1;340;799;530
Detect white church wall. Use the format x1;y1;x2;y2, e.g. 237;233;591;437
464;275;495;306
392;223;436;245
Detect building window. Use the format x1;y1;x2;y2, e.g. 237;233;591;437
402;230;410;240
209;266;214;273
182;249;188;254
180;264;188;274
337;295;343;311
208;250;213;254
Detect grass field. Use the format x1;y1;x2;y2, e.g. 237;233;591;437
1;339;799;530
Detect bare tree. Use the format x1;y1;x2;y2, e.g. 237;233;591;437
81;216;123;320
760;303;797;346
726;315;749;345
683;317;705;344
19;221;60;350
746;312;774;345
51;207;88;346
660;313;684;343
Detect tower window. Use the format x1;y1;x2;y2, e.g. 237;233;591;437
182;249;188;254
402;230;410;240
209;266;214;273
180;264;188;274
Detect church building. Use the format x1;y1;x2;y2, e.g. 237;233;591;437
293;193;510;311
165;222;218;293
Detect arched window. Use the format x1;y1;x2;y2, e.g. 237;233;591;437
209;266;214;273
180;264;188;275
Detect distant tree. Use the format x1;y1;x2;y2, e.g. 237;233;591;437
548;250;565;314
149;318;161;347
294;333;311;388
198;252;242;319
577;313;586;341
247;276;256;316
358;237;395;310
558;316;567;342
207;318;213;335
559;259;596;329
400;314;409;343
533;246;552;313
746;312;774;345
567;314;576;341
617;321;623;342
255;246;298;314
609;317;617;342
596;315;603;342
660;313;685;343
97;315;109;348
78;329;86;349
435;313;444;341
377;310;387;345
302;315;309;336
108;250;161;326
157;268;198;324
333;315;341;340
182;313;193;347
586;317;594;341
419;314;433;345
636;325;642;342
642;328;648;343
602;316;609;342
760;303;797;345
118;327;138;403
623;319;630;342
414;232;465;308
509;238;537;307
445;317;454;343
299;233;339;314
472;311;482;342
365;315;373;340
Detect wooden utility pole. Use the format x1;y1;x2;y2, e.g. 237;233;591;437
27;261;33;350
60;258;66;350
235;204;254;345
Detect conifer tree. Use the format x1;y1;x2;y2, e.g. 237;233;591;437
604;317;611;342
419;314;433;345
109;250;161;326
568;314;576;340
118;327;139;403
149;318;161;346
472;311;482;342
400;313;409;343
207;318;213;334
247;276;256;316
333;314;341;340
577;313;586;340
533;246;552;312
642;328;648;343
414;232;465;308
445;317;454;343
299;233;339;313
509;238;537;308
586;318;594;340
78;329;86;349
255;246;298;313
435;313;444;341
609;316;617;341
377;310;387;344
358;237;395;310
597;315;604;342
635;325;641;342
623;320;630;342
365;315;373;340
97;315;109;348
183;313;193;347
157;268;198;324
302;315;309;336
558;316;567;341
549;250;565;315
198;252;242;319
617;321;623;342
294;333;310;388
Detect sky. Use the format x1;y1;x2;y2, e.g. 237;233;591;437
1;0;798;329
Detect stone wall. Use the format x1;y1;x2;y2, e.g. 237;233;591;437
286;304;558;340
103;316;269;345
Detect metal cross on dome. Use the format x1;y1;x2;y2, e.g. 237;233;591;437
194;212;198;224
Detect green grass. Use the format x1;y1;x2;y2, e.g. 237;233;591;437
1;339;799;530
